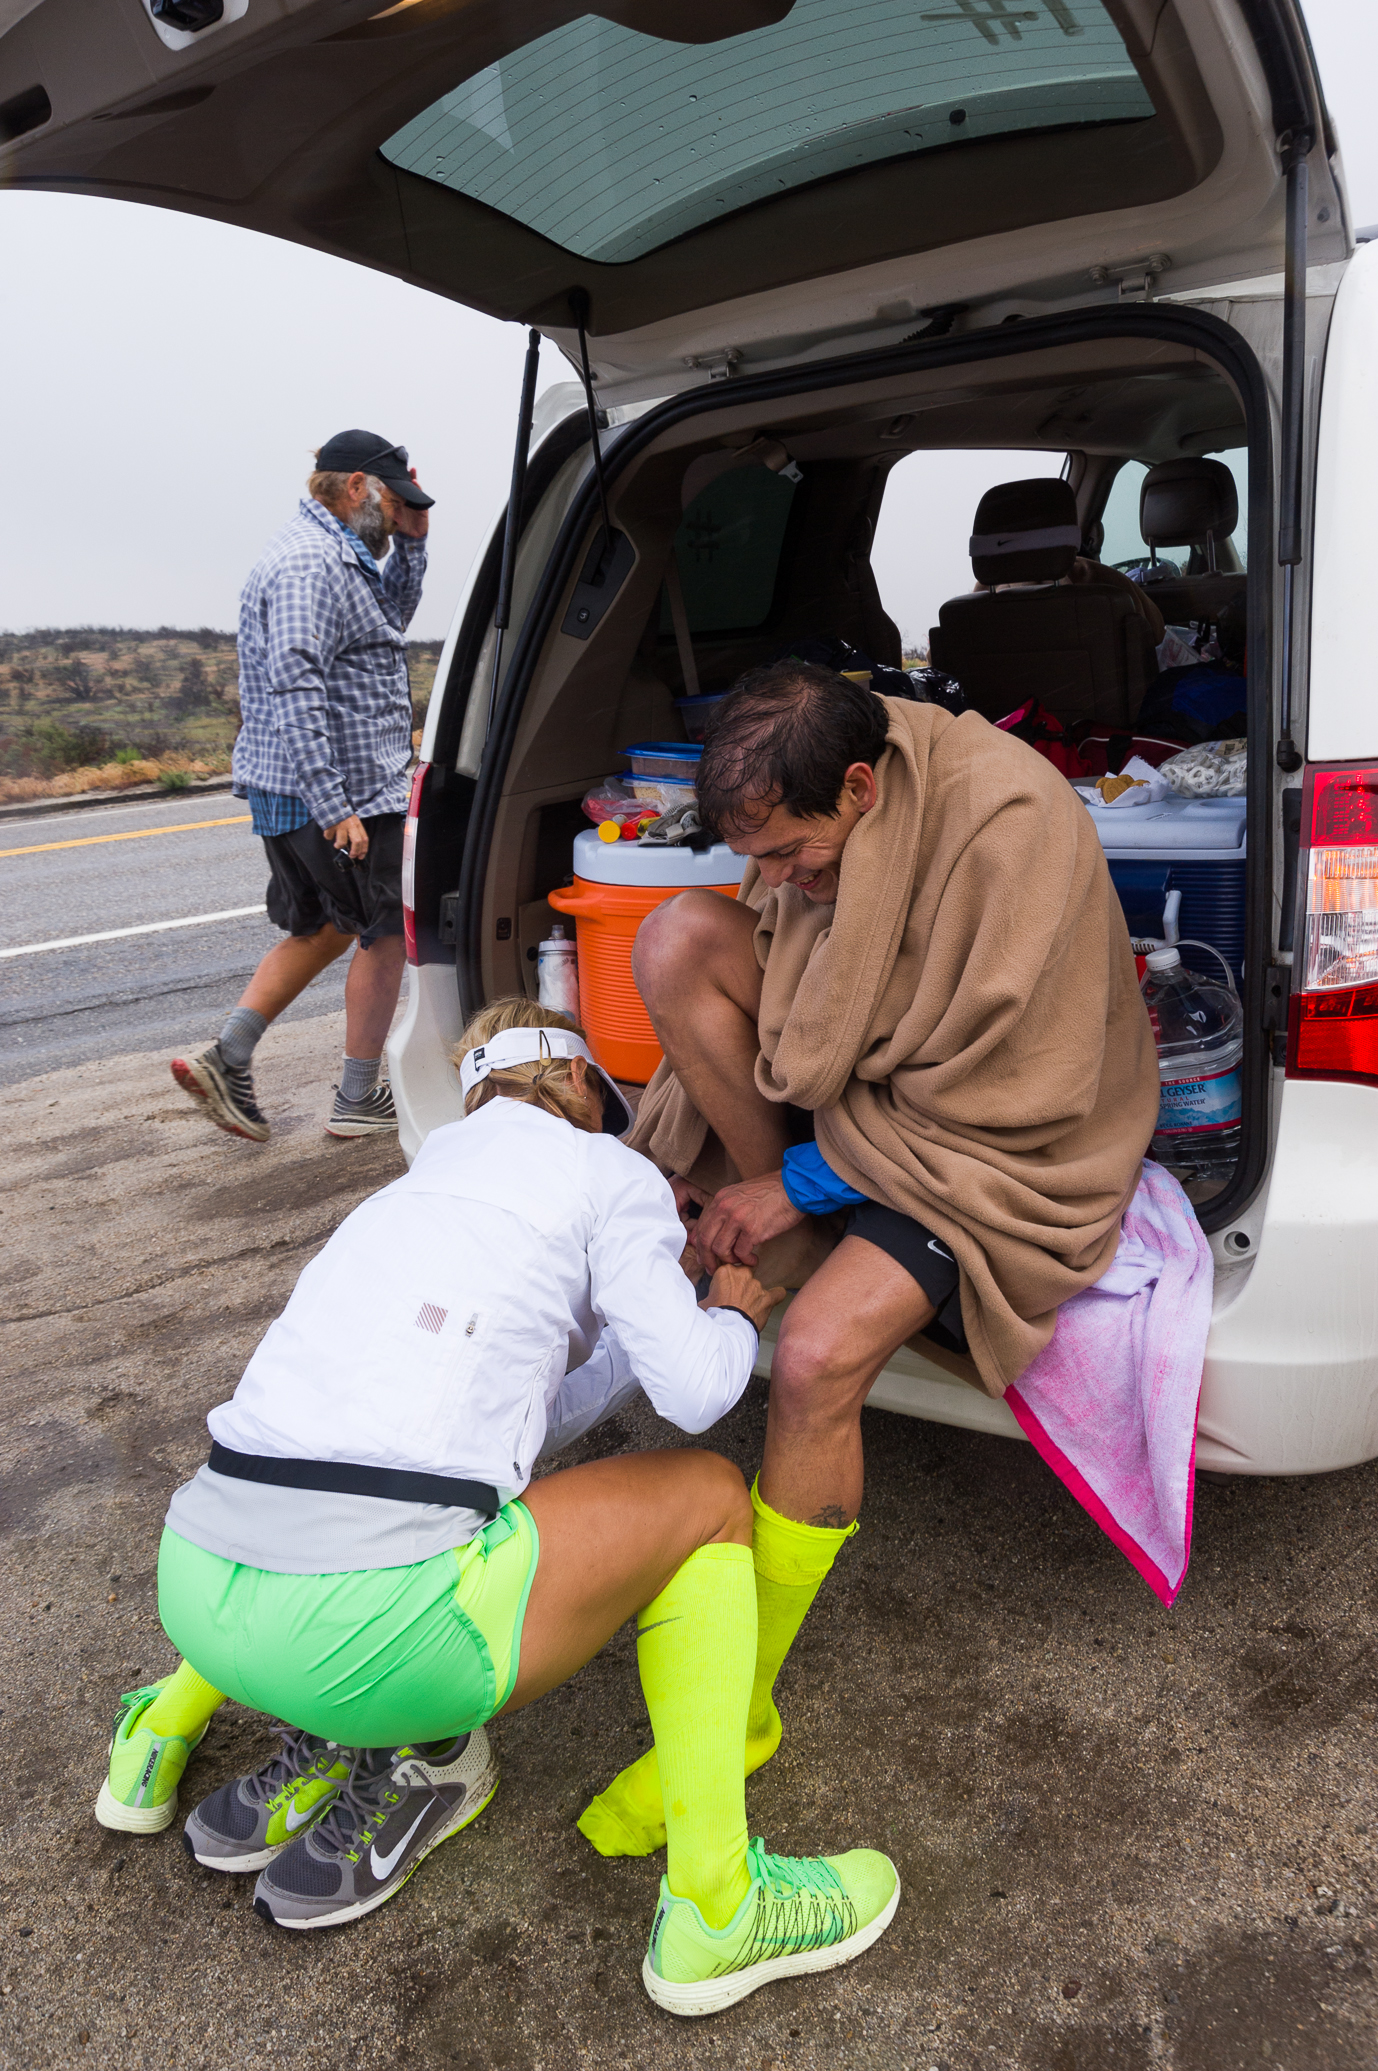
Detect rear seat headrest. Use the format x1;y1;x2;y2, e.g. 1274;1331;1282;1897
1139;458;1238;547
969;478;1080;586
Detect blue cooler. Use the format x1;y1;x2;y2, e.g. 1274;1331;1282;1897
1084;795;1247;981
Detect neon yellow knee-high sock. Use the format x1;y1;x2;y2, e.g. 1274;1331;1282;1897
578;1484;854;1859
141;1661;225;1739
627;1540;755;1929
743;1477;857;1764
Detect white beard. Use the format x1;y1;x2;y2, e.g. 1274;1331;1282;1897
349;480;391;560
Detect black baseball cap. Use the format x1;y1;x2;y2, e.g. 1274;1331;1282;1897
315;430;434;508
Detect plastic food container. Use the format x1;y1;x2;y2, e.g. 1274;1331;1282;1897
621;740;703;779
626;773;697;808
674;692;729;741
547;829;747;1083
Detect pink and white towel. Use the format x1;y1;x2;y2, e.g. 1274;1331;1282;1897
1004;1159;1213;1606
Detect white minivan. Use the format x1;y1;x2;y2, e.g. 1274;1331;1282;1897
7;0;1374;1477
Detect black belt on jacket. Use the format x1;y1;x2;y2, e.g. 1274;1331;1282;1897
206;1442;500;1517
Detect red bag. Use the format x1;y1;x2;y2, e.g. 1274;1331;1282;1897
994;699;1094;780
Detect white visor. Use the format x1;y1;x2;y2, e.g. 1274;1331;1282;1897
458;1026;636;1139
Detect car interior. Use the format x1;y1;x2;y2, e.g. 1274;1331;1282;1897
446;332;1253;1039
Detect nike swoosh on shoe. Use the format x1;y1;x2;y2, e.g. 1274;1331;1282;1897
370;1805;431;1881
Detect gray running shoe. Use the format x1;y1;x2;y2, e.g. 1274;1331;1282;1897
253;1728;498;1929
183;1726;352;1873
171;1041;270;1142
324;1082;397;1138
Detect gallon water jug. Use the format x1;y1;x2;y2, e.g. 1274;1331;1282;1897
537;921;579;1017
1140;944;1243;1179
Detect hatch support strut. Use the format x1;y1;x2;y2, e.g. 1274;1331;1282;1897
486;326;542;740
568;289;616;560
1275;131;1313;773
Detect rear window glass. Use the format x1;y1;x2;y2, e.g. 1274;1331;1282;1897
381;0;1154;265
1100;453;1248;572
662;465;798;635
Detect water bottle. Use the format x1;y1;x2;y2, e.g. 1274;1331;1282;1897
1140;945;1243;1181
537;922;580;1017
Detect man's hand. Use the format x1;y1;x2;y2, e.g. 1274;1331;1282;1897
324;813;369;861
702;1262;787;1332
392;468;430;541
693;1170;807;1271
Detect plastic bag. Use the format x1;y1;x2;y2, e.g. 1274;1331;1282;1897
1160;739;1248;798
1155;625;1200;672
582;778;644;826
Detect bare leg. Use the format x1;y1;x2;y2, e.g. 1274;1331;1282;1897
343;933;407;1058
239;923;354;1023
762;1238;936;1525
633;893;788;1180
501;1449;750;1713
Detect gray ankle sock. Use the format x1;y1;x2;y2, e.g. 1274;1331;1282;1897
218;1007;267;1069
341;1055;381;1102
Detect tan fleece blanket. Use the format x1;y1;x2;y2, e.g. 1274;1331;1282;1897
631;698;1161;1393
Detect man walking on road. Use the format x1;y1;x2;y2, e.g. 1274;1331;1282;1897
172;431;433;1142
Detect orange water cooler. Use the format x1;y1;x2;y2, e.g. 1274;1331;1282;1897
548;828;746;1084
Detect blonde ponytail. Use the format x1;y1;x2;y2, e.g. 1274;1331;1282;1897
449;995;595;1129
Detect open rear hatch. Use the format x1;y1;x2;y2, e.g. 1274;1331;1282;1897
0;0;1344;396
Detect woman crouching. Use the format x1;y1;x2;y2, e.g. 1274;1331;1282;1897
94;998;898;2015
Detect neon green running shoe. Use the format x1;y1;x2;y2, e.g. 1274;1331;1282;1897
643;1836;899;2016
94;1679;209;1835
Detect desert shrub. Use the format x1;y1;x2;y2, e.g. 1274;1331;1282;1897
0;718;115;777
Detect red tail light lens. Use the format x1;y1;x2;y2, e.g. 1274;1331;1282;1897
401;761;429;966
1288;762;1378;1084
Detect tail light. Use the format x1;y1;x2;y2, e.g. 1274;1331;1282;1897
401;761;429;965
1287;762;1378;1085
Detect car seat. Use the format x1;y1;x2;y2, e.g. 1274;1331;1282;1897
928;478;1158;729
1133;458;1245;629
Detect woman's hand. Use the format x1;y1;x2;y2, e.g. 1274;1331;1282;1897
670;1174;709;1227
693;1170;806;1270
702;1263;787;1331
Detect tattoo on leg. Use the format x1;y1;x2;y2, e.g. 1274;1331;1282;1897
809;1505;851;1530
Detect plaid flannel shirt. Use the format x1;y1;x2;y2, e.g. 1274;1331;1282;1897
232;498;427;830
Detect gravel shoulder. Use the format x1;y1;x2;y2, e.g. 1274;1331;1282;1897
0;1023;1374;2070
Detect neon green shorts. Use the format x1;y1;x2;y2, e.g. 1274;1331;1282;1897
157;1502;540;1748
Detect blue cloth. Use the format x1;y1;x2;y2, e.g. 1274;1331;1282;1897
246;787;312;838
781;1139;868;1215
1144;661;1247;733
232;497;427;830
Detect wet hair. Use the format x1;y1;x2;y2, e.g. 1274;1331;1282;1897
450;995;600;1129
695;662;890;834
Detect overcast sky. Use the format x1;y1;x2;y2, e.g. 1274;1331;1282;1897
0;0;1373;646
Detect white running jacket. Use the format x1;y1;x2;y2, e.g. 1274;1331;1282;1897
167;1099;757;1572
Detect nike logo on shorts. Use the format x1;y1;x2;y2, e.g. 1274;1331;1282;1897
927;1238;953;1262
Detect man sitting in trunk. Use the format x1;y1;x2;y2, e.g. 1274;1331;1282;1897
575;661;1159;1860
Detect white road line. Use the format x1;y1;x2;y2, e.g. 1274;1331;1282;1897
0;904;268;960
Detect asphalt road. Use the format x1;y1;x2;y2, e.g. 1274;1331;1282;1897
0;1025;1375;2070
0;792;351;1086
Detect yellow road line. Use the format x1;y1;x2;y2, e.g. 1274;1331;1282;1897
0;814;251;859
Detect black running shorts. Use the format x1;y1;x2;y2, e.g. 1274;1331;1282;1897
844;1200;969;1355
262;812;405;947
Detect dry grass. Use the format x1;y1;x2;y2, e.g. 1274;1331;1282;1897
0;747;232;805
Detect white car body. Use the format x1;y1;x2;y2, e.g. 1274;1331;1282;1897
7;0;1372;1475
